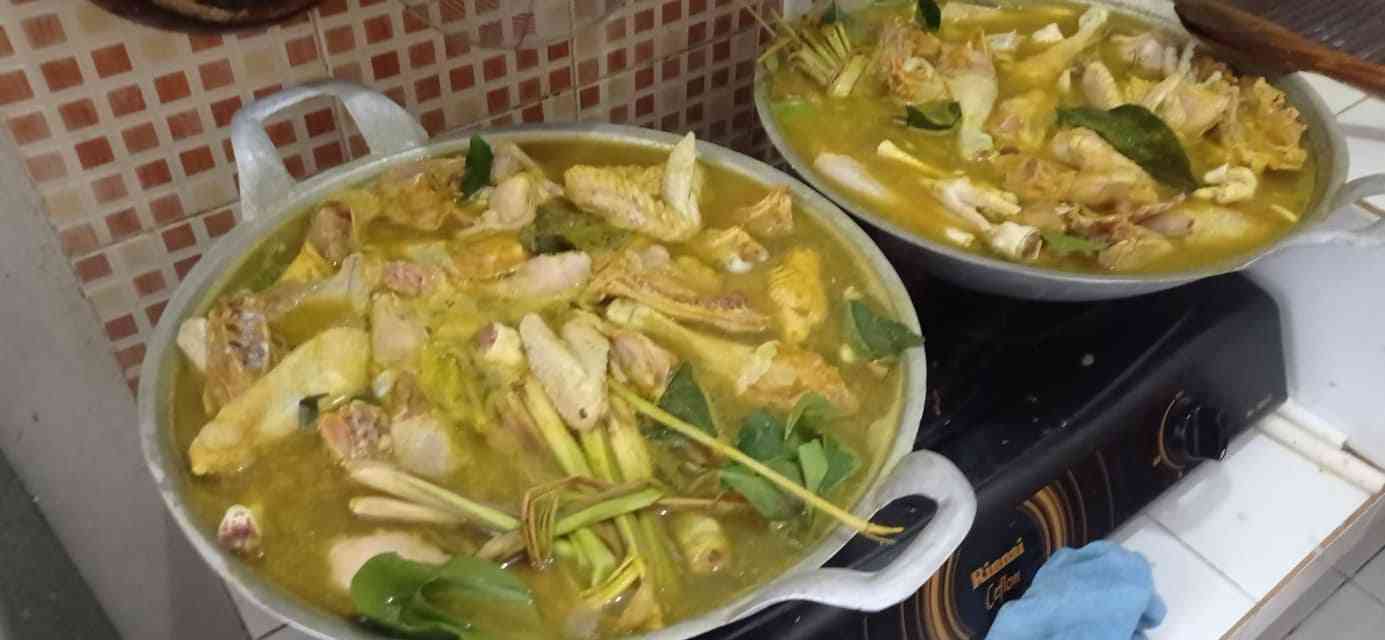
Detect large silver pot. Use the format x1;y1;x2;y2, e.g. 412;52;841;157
138;81;976;640
756;0;1385;301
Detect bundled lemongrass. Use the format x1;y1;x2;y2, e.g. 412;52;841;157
607;397;683;603
750;3;865;97
521;376;619;584
478;481;662;563
348;461;519;532
611;381;904;538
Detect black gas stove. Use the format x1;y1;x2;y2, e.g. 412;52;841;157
697;269;1287;640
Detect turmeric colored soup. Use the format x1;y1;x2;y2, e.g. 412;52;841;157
171;140;905;637
766;2;1316;274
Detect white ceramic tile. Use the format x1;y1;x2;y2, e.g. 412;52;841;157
1144;431;1370;599
262;624;313;640
1335;495;1385;577
1353;547;1385;603
1108;515;1256;640
229;588;284;640
1302;73;1367;116
1287;582;1385;640
1338;98;1385;209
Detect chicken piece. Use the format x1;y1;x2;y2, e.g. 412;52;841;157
1111;31;1180;77
1081;61;1125;110
474;321;526;388
376;158;468;231
328;531;448;592
606;300;857;413
490;142;555;193
1218;78;1308;172
1049;128;1146;175
608;329;678;398
987;90;1056;153
451;234;529;281
564;134;703;242
1010;6;1110;89
938;36;998;160
202;293;276;414
217;505;261;556
671;513;730;575
381;260;443;297
737;186;794;239
1177;202;1264;246
994;154;1077;202
177;317;209;374
689;227;768;274
1069;167;1162;209
814;153;897;204
943;2;1076;24
1030;23;1064;45
371;293;427;368
1016;201;1073;233
987;31;1024;56
673;255;724;293
190;327;370;475
1156;68;1237;141
1194;164;1258;204
925;177;1021;231
481;252;591;301
261;254;380;342
518;314;608;431
306;203;355;264
1137;43;1196;113
989;222;1044;262
455;173;539;240
877;140;952;178
277;242;333;286
319;400;391;463
873;18;948;104
391;412;461;479
586;245;770;334
768;248;827;345
1097;223;1175;271
1140;210;1195;237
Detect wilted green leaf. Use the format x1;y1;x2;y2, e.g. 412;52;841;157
1056;105;1198;191
1040;230;1109;257
460;135;494;199
844;299;924;360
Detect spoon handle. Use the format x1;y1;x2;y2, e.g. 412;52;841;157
1174;0;1385;95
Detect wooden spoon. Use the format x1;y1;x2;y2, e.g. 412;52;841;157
1174;0;1385;95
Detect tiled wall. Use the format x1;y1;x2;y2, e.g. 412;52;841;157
0;0;783;393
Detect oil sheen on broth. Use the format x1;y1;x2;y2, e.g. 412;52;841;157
171;136;911;638
765;1;1315;274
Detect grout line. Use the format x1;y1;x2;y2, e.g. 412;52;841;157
1147;516;1260;603
256;623;289;639
217;581;255;640
1347;576;1385;608
1337;94;1372;118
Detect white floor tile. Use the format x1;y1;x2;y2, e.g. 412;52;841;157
262;625;314;640
1352;548;1385;603
1255;569;1348;640
1338;98;1385;209
1108;516;1255;640
229;587;285;640
1301;73;1367;115
1144;432;1370;599
1288;582;1385;640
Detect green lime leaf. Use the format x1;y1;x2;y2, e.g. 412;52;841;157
916;0;942;31
903;101;961;131
460;135;494;199
844;299;924;360
798;440;828;494
735;410;789;461
1040;230;1109;257
817;436;859;495
786;392;836;441
720;462;802;520
656;364;717;437
1056;105;1198;191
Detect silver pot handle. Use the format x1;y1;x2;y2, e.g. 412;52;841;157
1285;174;1385;248
230;80;427;222
737;450;976;614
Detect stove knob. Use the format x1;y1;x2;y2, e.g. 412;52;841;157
1165;395;1229;463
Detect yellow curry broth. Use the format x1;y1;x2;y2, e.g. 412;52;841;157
767;2;1315;273
173;140;905;634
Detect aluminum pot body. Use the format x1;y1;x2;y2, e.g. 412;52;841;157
756;0;1385;301
138;82;976;640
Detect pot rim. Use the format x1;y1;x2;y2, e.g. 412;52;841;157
138;122;945;640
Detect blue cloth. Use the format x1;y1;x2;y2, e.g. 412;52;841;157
986;541;1166;640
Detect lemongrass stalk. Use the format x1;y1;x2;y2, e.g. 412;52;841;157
582;556;645;603
523;376;592;477
608;399;682;601
349;496;465;525
611;381;903;537
656;497;754;515
348;462;519;531
580;429;641;555
556;487;663;534
828;54;867;98
573;530;616;583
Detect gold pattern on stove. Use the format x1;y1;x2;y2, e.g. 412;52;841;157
985;572;1024;611
1153;391;1187;472
919;556;970;640
970;539;1025;590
